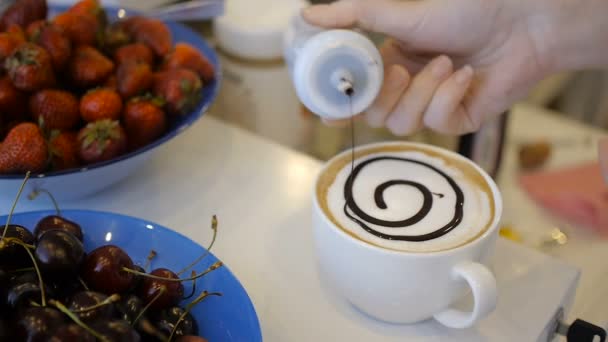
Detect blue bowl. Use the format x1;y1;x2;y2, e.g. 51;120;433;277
1;210;262;342
0;5;221;200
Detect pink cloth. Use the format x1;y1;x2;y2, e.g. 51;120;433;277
519;163;608;236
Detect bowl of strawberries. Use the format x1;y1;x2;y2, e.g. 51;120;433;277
0;0;220;200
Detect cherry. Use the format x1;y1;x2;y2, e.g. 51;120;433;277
35;230;85;277
34;215;84;242
115;294;144;323
48;324;95;342
92;320;141;342
139;268;184;310
0;268;7;313
68;291;115;323
14;307;65;341
154;306;198;337
81;245;135;294
129;264;146;293
6;272;52;310
0;318;12;341
0;225;35;269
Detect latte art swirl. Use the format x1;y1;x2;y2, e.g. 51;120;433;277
344;156;464;242
323;148;494;252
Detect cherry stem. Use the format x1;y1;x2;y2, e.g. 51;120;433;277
8;267;35;274
72;294;121;313
182;270;197;300
168;291;222;342
138;318;168;341
144;250;157;272
132;287;165;327
78;276;90;291
123;261;223;283
1;171;30;241
27;188;61;216
1;237;35;249
29;300;41;307
177;215;218;276
50;299;108;342
11;238;46;306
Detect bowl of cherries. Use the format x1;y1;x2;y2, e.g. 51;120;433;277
0;178;262;341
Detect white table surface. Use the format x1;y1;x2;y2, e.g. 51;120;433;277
0;103;604;340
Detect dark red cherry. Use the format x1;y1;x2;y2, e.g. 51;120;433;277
154;306;198;337
0;268;7;313
93;320;141;342
81;245;135;294
176;336;209;342
129;265;146;293
115;294;144;323
139;268;184;310
14;307;65;341
68;291;115;323
6;272;53;310
49;324;95;342
0;225;35;269
35;230;85;277
0;318;11;341
34;215;84;242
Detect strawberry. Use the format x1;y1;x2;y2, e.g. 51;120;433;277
162;43;215;83
80;88;122;122
68;46;114;88
117;61;153;99
52;11;98;46
128;17;172;57
153;69;202;116
27;21;72;71
77;119;127;164
4;42;55;91
29;89;80;131
113;42;154;66
0;0;47;31
123;96;166;149
0;25;25;67
48;131;80;171
0;75;27;122
0;122;48;174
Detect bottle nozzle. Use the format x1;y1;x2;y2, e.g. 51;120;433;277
332;69;355;97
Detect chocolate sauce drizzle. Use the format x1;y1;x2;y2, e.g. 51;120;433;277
343;156;465;242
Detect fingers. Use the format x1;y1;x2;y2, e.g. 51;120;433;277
423;65;475;134
386;55;453;135
302;0;425;39
365;64;410;127
599;138;608;185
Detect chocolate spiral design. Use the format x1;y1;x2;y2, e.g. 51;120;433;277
343;156;464;241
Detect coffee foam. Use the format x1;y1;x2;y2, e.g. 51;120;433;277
317;144;495;253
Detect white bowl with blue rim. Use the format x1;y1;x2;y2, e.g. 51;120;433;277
0;5;221;201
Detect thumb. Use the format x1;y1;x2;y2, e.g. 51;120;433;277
302;0;426;39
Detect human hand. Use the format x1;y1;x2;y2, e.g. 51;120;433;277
303;0;552;135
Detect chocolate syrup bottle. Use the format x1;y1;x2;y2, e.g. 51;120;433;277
457;111;509;179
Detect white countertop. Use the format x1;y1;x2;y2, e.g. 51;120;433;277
1;102;605;340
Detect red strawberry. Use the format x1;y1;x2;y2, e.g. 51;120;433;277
113;42;154;66
153;69;202;116
162;43;215;83
77;119;127;164
128;17;172;57
0;25;26;66
68;46;114;88
0;75;27;123
30;89;80;131
27;21;72;71
4;42;55;91
48;131;80;171
52;11;97;46
123;97;166;149
117;61;153;99
0;122;48;174
80;88;122;122
0;0;47;31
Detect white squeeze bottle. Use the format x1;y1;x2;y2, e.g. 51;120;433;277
284;13;384;120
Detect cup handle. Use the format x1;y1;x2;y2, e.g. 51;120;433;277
433;262;497;329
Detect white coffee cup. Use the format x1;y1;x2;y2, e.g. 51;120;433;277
312;142;502;328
